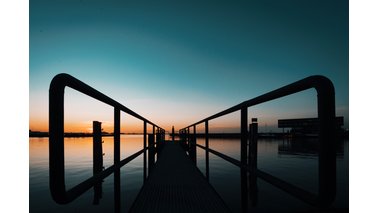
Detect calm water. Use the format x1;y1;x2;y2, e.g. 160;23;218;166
30;135;348;212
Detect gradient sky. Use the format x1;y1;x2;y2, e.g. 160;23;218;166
30;0;348;133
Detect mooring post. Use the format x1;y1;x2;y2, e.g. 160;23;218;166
148;133;155;174
249;118;258;206
240;107;248;213
93;121;103;205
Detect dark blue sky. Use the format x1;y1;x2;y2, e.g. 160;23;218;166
30;0;348;131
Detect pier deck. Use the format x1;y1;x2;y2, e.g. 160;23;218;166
130;141;230;213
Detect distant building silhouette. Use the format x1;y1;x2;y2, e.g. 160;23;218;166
278;117;344;137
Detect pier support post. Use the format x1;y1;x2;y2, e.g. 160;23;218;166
113;108;121;212
156;128;160;159
156;128;164;159
240;107;248;213
172;126;175;141
187;127;190;152
114;108;120;165
317;83;336;207
249;118;258;206
143;121;147;182
205;121;209;182
148;134;155;174
93;121;103;205
190;125;197;165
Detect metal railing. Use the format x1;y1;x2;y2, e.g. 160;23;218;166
179;75;336;210
49;73;165;204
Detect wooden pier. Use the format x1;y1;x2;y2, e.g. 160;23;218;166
48;74;339;211
130;141;230;213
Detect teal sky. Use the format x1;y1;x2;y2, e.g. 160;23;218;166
30;0;348;132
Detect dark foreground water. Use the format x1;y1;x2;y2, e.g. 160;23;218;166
30;135;348;212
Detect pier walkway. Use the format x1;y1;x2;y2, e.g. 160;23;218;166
129;141;230;213
48;74;338;211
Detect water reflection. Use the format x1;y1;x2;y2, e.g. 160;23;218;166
195;137;348;212
29;136;348;212
278;138;344;157
29;135;145;213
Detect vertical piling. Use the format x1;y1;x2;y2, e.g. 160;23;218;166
156;128;160;159
317;82;336;207
240;107;248;213
93;121;103;205
113;108;121;212
114;108;120;165
187;127;190;152
152;126;156;162
143;121;147;182
148;134;155;174
249;118;258;206
191;125;197;165
172;126;175;141
205;121;209;182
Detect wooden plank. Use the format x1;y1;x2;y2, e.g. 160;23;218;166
130;142;230;213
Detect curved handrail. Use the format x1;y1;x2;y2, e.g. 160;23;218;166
49;73;165;204
182;75;334;127
179;75;336;207
50;73;162;127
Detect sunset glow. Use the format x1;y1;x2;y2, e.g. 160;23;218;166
30;0;348;133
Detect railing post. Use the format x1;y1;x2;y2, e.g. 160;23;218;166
93;121;103;205
249;118;258;206
240;107;248;213
172;126;175;141
317;82;336;207
156;128;163;159
152;125;156;161
48;74;166;204
153;125;155;141
187;127;190;152
114;108;120;165
192;125;197;165
156;128;160;159
113;108;121;212
205;121;209;182
143;121;147;182
49;78;65;202
148;133;155;174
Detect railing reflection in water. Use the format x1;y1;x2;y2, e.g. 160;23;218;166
49;73;165;211
179;75;337;212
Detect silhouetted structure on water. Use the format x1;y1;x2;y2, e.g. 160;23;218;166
48;74;344;212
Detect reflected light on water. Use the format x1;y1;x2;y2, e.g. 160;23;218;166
30;135;348;212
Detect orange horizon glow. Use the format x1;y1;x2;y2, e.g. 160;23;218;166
29;116;281;134
29;120;150;133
